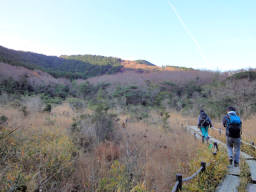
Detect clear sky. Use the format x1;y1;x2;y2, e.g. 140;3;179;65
0;0;255;71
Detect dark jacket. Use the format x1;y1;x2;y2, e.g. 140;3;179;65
198;112;212;128
223;111;242;138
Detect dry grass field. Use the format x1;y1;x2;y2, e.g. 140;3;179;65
0;97;225;192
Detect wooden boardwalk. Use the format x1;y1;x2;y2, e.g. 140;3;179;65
245;160;256;183
187;126;256;192
215;167;240;192
216;174;240;192
247;184;256;192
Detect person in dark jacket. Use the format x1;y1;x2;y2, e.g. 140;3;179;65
198;110;213;143
223;106;242;167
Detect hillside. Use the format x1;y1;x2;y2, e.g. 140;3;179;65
0;46;122;80
61;54;193;72
1;60;256;191
60;54;122;66
0;46;195;81
1;46;256;192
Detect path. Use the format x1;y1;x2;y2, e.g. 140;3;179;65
187;126;256;192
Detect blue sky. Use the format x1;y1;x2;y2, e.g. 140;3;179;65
0;0;255;71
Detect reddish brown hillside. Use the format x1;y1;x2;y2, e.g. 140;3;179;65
121;60;192;72
85;70;223;87
0;62;70;87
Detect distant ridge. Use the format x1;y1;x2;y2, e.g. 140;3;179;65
0;46;122;79
63;54;193;72
0;45;194;80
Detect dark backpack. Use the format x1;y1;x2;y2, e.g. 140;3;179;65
200;113;210;127
227;114;241;138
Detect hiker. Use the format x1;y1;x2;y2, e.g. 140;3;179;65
223;106;242;167
198;110;212;143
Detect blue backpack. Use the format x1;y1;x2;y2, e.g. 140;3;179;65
227;114;241;138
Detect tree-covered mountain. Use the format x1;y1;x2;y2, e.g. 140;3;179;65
0;45;195;81
61;55;156;67
61;55;122;66
0;46;122;80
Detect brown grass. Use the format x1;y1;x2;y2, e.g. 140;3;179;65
0;100;214;192
0;102;77;191
113;111;205;192
85;70;223;87
121;60;187;72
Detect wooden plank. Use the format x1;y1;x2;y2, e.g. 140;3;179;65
245;160;256;183
215;175;240;192
247;184;256;192
187;126;256;189
240;151;253;159
228;166;240;176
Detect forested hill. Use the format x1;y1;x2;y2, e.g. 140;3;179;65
61;55;157;68
0;46;122;80
60;55;123;66
0;45;194;80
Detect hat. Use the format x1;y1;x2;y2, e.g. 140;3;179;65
227;106;236;112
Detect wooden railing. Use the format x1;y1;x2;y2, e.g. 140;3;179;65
171;141;219;192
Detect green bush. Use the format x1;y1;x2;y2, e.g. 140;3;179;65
0;115;8;124
96;161;130;192
67;97;85;110
43;104;52;112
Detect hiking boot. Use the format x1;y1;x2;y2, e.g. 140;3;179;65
206;136;209;143
234;162;239;167
229;158;233;166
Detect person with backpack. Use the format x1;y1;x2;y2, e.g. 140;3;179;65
223;106;242;167
198;110;213;143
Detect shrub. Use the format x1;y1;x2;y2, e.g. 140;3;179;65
43;104;52;112
67;98;85;110
183;147;228;191
0;115;8;124
96;161;131;192
0;117;78;191
130;183;148;192
20;106;28;116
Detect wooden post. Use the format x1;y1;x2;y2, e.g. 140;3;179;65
214;142;219;151
201;162;206;172
219;128;221;135
176;174;182;191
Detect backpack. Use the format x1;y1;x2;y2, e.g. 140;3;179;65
200;113;210;127
227;114;241;138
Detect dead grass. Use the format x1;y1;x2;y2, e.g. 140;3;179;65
0;102;77;191
241;115;256;144
113;111;206;192
0;100;222;192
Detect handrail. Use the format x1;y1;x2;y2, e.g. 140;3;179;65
183;163;205;182
170;140;218;192
171;162;208;192
171;181;179;192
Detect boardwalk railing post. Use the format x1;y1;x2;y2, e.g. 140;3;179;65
176;174;182;191
214;142;219;151
201;162;206;172
212;142;219;156
219;128;221;135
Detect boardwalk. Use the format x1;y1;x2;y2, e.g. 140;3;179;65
187;126;256;192
247;184;256;192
